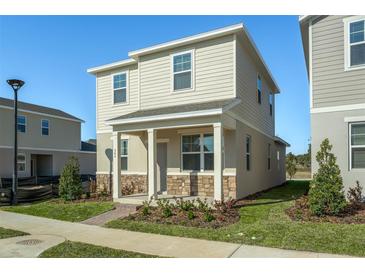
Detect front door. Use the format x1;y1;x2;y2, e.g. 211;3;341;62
157;143;167;194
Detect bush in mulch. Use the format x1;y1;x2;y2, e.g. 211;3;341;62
124;197;240;229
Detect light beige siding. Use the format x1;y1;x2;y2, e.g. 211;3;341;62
232;39;275;136
312;15;365;108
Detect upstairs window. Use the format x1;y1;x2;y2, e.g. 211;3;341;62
269;92;273;116
349;20;365;67
172;51;193;91
113;73;127;104
17;115;26;133
257;75;262;104
121;139;128;171
41;119;49;136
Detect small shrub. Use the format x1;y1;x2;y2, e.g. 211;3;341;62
156;199;174;218
308;139;347;216
196;197;210;212
176;198;196;211
59;157;82;201
213;198;237;213
141;199;152;216
347;181;363;206
203;211;215;222
286;152;297;179
162;207;173;218
187;210;195;220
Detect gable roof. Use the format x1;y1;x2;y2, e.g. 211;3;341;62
106;98;241;126
0;97;83;123
87;23;280;92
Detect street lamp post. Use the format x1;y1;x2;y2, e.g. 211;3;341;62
6;79;25;205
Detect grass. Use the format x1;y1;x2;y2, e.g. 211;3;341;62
2;199;115;222
0;227;28;239
39;241;161;258
106;181;365;257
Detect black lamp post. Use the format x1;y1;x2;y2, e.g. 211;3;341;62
7;79;25;205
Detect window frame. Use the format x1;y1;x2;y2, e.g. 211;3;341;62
344;16;365;71
41;119;50;136
180;132;214;172
257;74;262;104
111;70;129;106
121;139;128;171
17;115;26;133
17;153;26;173
246;135;251;171
269;92;274;116
349;122;365;170
171;49;195;93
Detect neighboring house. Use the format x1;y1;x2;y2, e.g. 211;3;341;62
88;23;289;201
0;97;96;178
300;15;365;191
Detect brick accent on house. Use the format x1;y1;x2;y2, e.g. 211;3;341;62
96;174;147;195
167;174;236;199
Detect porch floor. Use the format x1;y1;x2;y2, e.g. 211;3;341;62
114;193;214;206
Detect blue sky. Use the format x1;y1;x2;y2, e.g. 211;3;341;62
0;16;309;154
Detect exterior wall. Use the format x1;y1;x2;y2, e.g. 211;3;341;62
311;109;365;192
311;15;365;108
0;107;81;150
95;174;147;194
235;120;285;198
232;39;275;136
0;147;95;178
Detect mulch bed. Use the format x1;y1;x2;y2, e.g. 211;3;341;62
124;207;240;229
286;195;365;224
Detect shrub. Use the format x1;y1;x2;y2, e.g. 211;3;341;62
141;199;152;216
59;157;82;201
156;199;174;218
308;139;347;216
175;198;196;211
213;198;237;213
286;152;297;180
203;210;215;222
196;197;210;212
347;181;363;206
187;210;195;220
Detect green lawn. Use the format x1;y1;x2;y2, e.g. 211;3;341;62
2;199;115;222
106;181;365;257
39;241;160;258
0;227;28;239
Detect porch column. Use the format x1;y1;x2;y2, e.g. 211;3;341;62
147;128;157;199
112;131;121;199
213;123;223;201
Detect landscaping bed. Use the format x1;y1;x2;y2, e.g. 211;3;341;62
124;198;240;229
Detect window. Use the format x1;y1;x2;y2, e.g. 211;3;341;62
17;115;26;133
267;144;271;170
173;51;193;91
113;73;127;104
349;20;365;67
350;123;365;168
121;139;128;171
41;119;49;136
246;135;251;171
269;92;273;116
17;153;26;172
257;75;262;104
277;150;280;170
181;133;214;171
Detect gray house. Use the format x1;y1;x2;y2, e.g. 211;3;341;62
300;15;365;191
0;97;96;178
88;23;289;202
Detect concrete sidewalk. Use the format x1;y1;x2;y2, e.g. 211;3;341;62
0;211;351;258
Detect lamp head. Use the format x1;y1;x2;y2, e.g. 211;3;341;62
7;79;25;91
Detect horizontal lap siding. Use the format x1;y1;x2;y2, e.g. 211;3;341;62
139;35;235;109
96;64;139;131
233;40;274;136
312;15;365;108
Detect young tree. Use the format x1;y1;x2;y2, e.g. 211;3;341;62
59;156;82;201
286;152;297;180
308;138;347;216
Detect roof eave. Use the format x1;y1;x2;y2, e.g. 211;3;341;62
87;58;137;74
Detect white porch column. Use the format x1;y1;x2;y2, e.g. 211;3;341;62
112;131;121;199
147;128;157;199
213;123;223;201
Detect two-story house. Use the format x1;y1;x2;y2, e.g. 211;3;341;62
0;97;96;178
88;23;288;202
300;16;365;191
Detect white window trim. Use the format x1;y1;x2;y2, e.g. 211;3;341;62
349;122;365;170
344;16;365;71
17;115;27;133
17;153;26;173
111;70;129;106
170;49;195;93
181;133;213;172
41;119;50;136
121;139;128;171
246;135;251;171
257;73;262;104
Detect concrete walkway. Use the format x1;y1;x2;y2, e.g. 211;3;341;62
0;211;351;258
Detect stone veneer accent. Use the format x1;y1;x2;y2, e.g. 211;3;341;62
96;174;147;195
167;175;236;199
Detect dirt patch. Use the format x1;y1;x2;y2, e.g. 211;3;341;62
286;196;365;224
